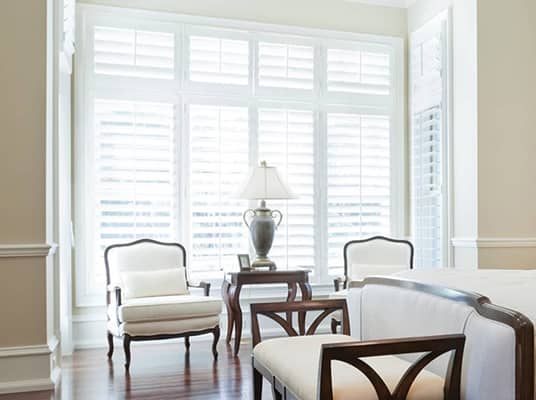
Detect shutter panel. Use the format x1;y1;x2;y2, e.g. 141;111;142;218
94;26;175;79
94;99;177;273
189;104;250;279
188;35;249;85
410;14;446;268
258;42;314;90
327;47;390;95
327;113;391;272
258;109;315;269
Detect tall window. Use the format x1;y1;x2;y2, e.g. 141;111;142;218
410;12;449;268
75;6;404;304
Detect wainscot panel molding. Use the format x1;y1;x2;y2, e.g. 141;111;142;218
0;243;58;258
451;237;536;248
0;336;61;394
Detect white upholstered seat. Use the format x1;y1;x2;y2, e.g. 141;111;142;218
253;334;445;400
113;295;222;323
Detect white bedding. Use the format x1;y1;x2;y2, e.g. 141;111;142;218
393;268;536;323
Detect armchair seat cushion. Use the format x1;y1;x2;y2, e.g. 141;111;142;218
253;334;445;400
114;295;222;323
108;315;220;337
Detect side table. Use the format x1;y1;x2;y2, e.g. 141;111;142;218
222;270;312;355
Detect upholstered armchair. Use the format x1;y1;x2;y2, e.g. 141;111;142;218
331;236;414;333
104;239;222;370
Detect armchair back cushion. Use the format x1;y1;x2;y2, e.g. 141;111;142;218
121;268;189;299
345;237;413;281
106;240;186;287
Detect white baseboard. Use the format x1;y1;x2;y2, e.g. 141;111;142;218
0;336;61;394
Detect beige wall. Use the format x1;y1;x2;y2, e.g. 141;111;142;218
0;1;48;348
409;0;536;269
79;0;408;37
477;0;536;238
0;1;47;245
476;0;536;268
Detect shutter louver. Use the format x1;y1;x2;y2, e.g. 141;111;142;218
258;109;315;269
258;42;314;90
410;15;446;269
327;113;391;272
94;99;177;272
327;48;390;95
189;104;250;279
94;26;175;79
188;35;249;85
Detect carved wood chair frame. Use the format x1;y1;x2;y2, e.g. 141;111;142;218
104;238;219;370
250;299;465;400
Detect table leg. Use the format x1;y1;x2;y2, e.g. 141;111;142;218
229;284;243;356
222;280;234;344
298;281;313;335
286;283;298;328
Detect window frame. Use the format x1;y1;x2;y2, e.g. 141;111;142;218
75;4;405;306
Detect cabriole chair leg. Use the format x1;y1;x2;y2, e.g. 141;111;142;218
107;331;114;358
185;336;190;351
212;325;220;360
123;335;131;370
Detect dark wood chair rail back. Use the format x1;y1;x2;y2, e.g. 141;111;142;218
319;334;465;400
349;276;535;400
250;299;350;347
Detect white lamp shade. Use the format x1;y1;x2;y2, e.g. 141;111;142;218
237;162;296;200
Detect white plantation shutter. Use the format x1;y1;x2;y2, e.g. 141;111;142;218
93;99;177;279
188;35;249;85
94;26;175;79
327;113;391;271
258;41;314;90
327;47;391;95
189;104;250;278
77;9;403;303
258;109;315;269
410;13;448;268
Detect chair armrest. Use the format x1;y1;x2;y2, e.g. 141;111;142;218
250;300;350;346
333;276;347;291
106;285;123;306
318;334;466;400
188;281;211;296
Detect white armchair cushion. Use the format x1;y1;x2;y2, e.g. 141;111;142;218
121;268;189;299
116;295;222;323
350;263;407;281
253;334;445;400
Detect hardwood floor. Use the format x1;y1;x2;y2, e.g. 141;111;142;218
0;339;272;400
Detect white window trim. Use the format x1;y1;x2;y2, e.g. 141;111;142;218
75;3;405;306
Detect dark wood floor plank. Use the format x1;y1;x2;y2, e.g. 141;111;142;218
0;341;269;400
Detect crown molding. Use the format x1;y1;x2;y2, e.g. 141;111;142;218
343;0;416;8
0;243;58;258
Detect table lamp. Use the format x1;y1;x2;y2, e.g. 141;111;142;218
237;161;296;270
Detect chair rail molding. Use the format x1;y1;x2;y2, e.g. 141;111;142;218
451;237;536;248
0;243;58;258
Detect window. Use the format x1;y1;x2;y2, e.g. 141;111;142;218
76;6;404;304
410;12;449;268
